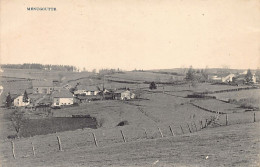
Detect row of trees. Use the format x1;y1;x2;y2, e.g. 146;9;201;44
98;68;123;75
185;66;209;83
1;63;77;72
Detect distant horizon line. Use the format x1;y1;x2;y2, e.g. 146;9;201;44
0;63;259;71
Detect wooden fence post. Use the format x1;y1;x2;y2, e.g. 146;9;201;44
143;128;148;139
31;142;35;157
200;121;203;129
180;125;184;134
169;126;174;136
254;112;256;123
120;130;126;143
193;122;198;132
205;119;208;128
11;141;16;159
158;127;163;138
57;136;63;151
226;114;228;126
92;132;98;147
187;123;192;133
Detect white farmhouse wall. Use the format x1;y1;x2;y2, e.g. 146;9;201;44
53;98;74;106
14;96;30;107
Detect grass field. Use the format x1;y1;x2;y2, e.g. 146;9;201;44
1;122;259;167
1;68;260;166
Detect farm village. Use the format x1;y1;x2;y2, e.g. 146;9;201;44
0;65;260;166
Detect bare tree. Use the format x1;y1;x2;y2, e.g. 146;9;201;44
11;111;24;136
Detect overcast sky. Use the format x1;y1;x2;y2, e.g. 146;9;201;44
1;0;260;70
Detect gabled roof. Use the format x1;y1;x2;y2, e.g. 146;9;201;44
76;85;99;91
51;89;74;98
32;80;53;87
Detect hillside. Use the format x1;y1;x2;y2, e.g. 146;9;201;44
1;122;259;167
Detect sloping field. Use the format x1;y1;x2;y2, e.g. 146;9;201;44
1;122;259;167
191;83;251;94
212;89;260;108
107;71;185;83
192;99;244;114
52;92;217;131
212;89;260;101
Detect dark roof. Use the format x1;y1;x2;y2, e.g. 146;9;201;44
32;80;53;87
76;85;99;91
52;89;74;98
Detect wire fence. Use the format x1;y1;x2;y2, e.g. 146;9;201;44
1;111;259;160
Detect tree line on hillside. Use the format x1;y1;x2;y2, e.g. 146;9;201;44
98;68;124;75
0;63;78;71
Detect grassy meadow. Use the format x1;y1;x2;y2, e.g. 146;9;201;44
0;68;260;166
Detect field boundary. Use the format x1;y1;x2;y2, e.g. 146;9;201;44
3;111;259;161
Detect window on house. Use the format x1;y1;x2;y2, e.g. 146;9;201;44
56;102;59;105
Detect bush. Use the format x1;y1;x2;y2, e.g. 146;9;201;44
149;82;157;90
117;120;129;126
97;118;105;128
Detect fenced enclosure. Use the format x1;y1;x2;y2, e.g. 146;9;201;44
1;111;259;160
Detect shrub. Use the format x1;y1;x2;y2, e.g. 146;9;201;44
149;82;157;90
97;118;105;128
117;120;129;126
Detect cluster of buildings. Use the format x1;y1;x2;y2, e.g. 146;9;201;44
12;80;136;108
209;71;257;84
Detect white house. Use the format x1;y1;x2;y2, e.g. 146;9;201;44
13;95;30;107
221;74;236;82
114;90;135;100
252;74;257;83
52;89;74;106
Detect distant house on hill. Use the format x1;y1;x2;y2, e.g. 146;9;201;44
252;74;257;83
209;73;236;83
221;74;236;82
114;90;135;100
51;89;74;106
32;81;54;94
74;85;100;96
0;85;3;95
13;95;30;107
